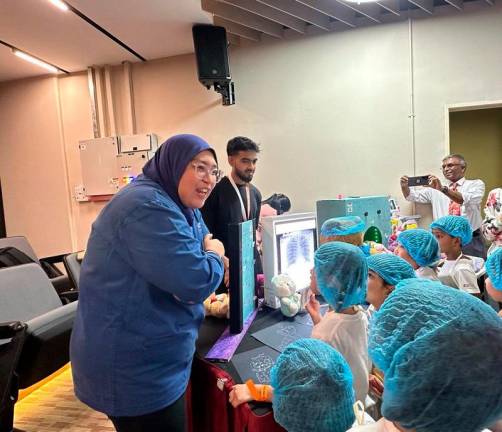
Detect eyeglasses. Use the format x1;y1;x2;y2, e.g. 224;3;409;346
191;162;221;182
441;163;463;170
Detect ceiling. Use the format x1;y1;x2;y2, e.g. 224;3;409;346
0;0;497;83
0;0;212;82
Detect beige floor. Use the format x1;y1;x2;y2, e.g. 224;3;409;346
14;368;115;432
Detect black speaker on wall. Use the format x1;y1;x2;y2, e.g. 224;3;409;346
192;24;235;105
192;24;230;86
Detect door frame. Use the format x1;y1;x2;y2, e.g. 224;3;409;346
444;100;502;154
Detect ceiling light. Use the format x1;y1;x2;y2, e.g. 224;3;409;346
13;50;59;73
343;0;379;3
48;0;69;12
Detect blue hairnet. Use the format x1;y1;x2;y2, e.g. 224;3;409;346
486;247;502;290
397;229;440;267
430;215;473;246
366;254;416;286
368;279;490;373
320;216;366;237
314;242;368;312
270;338;355;432
373;280;502;431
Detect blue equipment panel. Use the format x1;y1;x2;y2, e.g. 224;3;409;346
316;196;391;246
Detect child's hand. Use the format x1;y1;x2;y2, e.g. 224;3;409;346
309;268;320;295
229;384;252;408
305;292;322;325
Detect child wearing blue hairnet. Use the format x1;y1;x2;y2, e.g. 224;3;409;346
395;229;440;280
431;215;480;294
306;242;371;404
485;247;502;317
349;278;502;432
320;216;389;256
229;338;375;430
366;254;416;311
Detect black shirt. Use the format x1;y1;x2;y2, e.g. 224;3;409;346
201;176;262;255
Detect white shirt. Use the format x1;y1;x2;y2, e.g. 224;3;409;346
348;418;493;432
415;266;439;281
350;412;375;428
406;177;485;230
311;310;370;403
347;418;400;431
438;255;480;294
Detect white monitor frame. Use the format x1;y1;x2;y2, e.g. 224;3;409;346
261;212;317;309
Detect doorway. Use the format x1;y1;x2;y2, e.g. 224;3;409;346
0;179;6;238
447;105;502;205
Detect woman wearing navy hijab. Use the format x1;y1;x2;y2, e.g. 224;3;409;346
70;134;225;431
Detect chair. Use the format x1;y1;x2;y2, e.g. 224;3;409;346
0;322;27;432
0;236;75;297
0;263;77;432
63;251;85;290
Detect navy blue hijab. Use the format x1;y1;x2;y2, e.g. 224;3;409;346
143;134;217;225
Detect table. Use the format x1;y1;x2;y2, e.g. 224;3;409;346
190;306;290;432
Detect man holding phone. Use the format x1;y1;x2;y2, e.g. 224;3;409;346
400;154;486;258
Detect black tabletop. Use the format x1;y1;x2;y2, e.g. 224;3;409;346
195;305;297;414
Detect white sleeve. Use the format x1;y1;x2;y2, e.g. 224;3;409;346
452;265;480;294
406;187;433;204
462;180;485;206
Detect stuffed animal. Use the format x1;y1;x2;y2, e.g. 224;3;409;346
203;293;229;319
271;274;301;317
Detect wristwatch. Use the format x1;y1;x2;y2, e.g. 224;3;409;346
441;185;449;195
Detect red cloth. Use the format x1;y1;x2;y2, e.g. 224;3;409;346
189;356;286;432
448;183;461;216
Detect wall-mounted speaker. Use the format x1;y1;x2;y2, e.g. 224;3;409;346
192;24;231;87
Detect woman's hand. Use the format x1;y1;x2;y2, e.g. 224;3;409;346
204;234;225;258
222;256;230;287
229;384;253;408
305;292;322;325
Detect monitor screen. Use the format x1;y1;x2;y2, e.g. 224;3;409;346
261;213;317;308
275;219;316;291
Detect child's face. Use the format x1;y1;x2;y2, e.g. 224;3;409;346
432;229;459;255
486;277;502;303
395;244;418;269
367;270;393;310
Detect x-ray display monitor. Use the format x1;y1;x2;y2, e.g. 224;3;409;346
275;218;316;290
262;213;317;308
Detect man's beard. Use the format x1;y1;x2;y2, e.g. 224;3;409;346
235;169;254;183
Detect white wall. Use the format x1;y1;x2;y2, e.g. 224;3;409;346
0;77;73;256
1;4;502;255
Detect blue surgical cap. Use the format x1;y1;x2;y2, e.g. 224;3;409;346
270;338;355;432
486;247;502;290
397;229;440;267
314;242;367;312
367;254;416;286
372;280;502;432
369;279;486;373
430;215;473;246
320;216;366;237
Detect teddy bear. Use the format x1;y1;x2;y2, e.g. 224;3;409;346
271;274;302;318
203;293;230;319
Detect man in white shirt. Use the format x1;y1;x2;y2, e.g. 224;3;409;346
400;153;486;258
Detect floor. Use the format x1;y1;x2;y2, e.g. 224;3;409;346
14;368;115;432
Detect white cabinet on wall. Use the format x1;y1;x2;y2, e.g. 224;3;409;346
77;134;158;200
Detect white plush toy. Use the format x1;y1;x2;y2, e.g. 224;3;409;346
271;274;302;318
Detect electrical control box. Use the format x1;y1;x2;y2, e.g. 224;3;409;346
78;134;158;199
